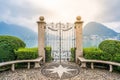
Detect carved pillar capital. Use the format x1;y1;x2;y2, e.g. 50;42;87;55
74;16;83;29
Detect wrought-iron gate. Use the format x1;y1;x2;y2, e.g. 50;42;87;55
45;22;75;62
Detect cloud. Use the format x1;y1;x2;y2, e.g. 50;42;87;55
0;0;54;32
102;21;120;33
95;0;120;22
0;0;51;17
0;0;120;32
0;0;101;22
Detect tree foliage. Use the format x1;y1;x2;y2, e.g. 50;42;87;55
45;46;52;62
0;35;26;62
99;40;120;54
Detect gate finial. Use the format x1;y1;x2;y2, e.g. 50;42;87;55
76;16;81;21
39;16;44;21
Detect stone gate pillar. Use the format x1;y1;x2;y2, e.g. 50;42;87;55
74;16;83;63
37;16;46;63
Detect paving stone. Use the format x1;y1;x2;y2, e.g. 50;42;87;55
0;62;120;80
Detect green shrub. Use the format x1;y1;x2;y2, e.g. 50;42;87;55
45;46;52;62
99;40;120;54
113;66;120;72
0;35;26;62
83;47;112;61
83;47;120;72
98;40;120;72
112;53;120;71
15;48;38;60
84;48;102;60
112;53;120;63
70;48;76;62
100;52;112;61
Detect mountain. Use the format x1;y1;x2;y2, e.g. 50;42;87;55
0;21;119;48
83;22;120;47
0;22;38;47
83;22;118;37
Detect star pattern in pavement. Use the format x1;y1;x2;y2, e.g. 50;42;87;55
46;65;77;78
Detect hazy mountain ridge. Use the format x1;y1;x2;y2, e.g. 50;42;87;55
83;22;118;37
83;22;120;47
0;21;119;48
0;22;38;47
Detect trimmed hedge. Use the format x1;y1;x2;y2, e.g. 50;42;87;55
0;35;26;62
84;47;103;60
15;48;38;60
84;40;120;72
45;46;52;62
83;47;112;61
99;40;120;54
70;48;76;62
112;53;120;63
83;47;118;71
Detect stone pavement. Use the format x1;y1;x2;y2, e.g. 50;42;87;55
0;62;120;80
41;62;80;79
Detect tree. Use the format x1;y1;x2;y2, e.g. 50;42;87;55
0;35;26;62
99;40;120;54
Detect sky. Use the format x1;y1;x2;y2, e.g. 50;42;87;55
0;0;120;32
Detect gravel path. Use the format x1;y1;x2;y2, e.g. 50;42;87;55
0;63;120;80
